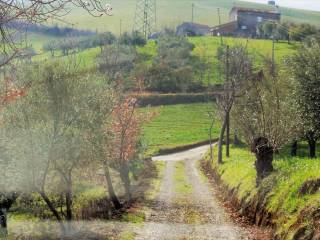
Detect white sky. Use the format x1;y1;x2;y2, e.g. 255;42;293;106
239;0;320;11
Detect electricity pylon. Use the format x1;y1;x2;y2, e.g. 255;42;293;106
133;0;156;39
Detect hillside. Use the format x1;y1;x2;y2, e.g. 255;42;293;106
28;35;299;86
55;0;320;34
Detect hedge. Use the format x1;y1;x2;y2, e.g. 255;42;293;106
132;92;217;107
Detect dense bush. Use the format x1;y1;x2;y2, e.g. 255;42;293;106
119;31;146;47
143;34;204;93
97;44;137;82
42;32;117;56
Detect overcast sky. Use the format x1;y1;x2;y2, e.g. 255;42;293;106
240;0;320;11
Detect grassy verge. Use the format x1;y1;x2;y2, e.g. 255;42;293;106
203;143;320;239
141;103;218;156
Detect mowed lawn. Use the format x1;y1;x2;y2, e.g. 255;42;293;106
141;103;219;156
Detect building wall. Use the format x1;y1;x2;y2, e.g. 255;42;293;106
268;1;276;6
237;11;280;30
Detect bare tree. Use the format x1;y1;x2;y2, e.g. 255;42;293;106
216;44;253;164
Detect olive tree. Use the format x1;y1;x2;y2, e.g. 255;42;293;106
289;40;320;158
1;60;94;231
80;75;122;209
232;61;295;185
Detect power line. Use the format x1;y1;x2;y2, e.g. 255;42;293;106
217;8;223;45
191;3;194;23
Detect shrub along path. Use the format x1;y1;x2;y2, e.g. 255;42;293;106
134;145;253;240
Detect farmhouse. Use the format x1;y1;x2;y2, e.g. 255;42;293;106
268;0;276;6
211;7;281;37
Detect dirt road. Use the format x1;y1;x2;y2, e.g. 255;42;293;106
134;145;252;240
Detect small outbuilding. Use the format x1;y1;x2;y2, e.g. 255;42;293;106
176;22;211;36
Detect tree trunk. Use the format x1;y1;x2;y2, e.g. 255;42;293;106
38;190;63;222
0;193;20;237
218;112;228;164
226;112;230;157
103;163;122;209
209;118;215;162
234;131;240;146
291;141;298;157
0;208;7;237
120;164;131;203
251;137;274;186
307;131;317;158
65;177;73;221
308;139;316;159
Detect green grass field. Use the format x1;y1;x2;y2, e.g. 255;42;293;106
141;103;219;156
29;36;299;85
204;143;320;239
55;0;320;34
189;36;299;84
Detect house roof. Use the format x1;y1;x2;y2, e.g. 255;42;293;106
230;7;280;15
210;21;237;31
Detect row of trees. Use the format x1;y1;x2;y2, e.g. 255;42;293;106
8;21;96;38
43;31;146;57
0;59;153;235
257;21;319;42
214;37;320;184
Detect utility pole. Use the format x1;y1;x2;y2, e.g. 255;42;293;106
217;8;223;45
119;19;122;37
191;3;194;23
226;45;230;158
271;34;275;76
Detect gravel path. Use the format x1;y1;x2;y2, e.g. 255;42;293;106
135;145;252;240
